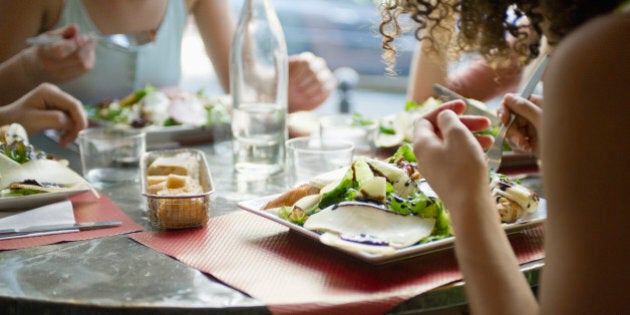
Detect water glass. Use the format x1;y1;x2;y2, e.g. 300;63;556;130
78;128;146;186
286;136;354;188
319;114;377;156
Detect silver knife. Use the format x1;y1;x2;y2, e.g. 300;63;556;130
0;221;122;238
433;83;500;126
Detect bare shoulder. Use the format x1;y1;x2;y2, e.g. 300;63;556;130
539;13;630;314
549;12;629;101
545;12;629;121
0;0;58;61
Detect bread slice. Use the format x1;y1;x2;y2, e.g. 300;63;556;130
147;153;198;177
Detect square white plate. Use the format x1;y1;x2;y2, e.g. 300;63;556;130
238;195;546;265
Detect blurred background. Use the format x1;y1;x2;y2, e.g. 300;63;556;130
180;0;413;118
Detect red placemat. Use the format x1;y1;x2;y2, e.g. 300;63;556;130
130;211;544;315
0;191;143;251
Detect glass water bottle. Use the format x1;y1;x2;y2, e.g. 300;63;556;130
230;0;288;176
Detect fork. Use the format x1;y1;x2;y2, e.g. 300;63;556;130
26;30;156;48
487;54;550;172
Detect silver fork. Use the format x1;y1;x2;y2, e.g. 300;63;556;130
26;30;156;48
487;54;550;172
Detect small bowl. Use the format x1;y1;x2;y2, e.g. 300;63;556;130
141;149;214;229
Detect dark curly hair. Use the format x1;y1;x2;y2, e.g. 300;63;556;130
379;0;623;75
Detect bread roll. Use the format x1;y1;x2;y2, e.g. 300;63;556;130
263;183;320;210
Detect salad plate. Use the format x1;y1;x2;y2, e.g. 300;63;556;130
238;191;546;265
86;86;231;147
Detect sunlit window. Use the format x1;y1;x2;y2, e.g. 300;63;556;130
181;0;414;117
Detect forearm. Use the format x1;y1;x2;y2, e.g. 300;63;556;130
449;58;521;102
192;0;234;93
406;10;454;104
407;40;448;103
0;51;38;104
449;196;538;315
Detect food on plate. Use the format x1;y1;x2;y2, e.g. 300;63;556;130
0;123;51;165
0;158;93;197
0;123;95;198
491;174;540;223
375;97;500;149
263;144;540;254
89;85;230;129
143;150;212;229
304;202;436;255
263;183;320;210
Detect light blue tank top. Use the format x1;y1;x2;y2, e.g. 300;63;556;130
55;0;187;105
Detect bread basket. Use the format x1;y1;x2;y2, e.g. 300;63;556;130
141;149;214;229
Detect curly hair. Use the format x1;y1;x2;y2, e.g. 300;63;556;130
379;0;623;75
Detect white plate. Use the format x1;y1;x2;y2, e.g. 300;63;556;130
89;120;226;147
0;188;88;211
238;195;547;265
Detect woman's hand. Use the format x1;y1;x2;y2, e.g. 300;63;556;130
498;93;543;156
413;100;493;213
0;83;87;146
287;52;335;112
20;24;96;86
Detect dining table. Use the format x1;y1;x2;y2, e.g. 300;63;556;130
0;127;545;315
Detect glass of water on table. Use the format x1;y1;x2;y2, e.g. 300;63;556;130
286;136;354;188
319;113;378;157
78;128;146;186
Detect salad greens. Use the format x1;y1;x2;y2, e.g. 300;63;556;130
278;144;453;243
88;85;230;129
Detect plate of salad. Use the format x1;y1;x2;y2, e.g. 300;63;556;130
238;144;546;264
0;124;92;211
87;86;231;146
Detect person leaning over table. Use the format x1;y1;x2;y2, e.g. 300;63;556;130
381;0;629;314
0;0;335;112
0;82;87;147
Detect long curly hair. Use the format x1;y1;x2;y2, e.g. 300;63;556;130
379;0;623;75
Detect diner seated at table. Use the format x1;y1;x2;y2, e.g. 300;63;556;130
405;10;551;154
381;0;629;314
0;82;87;147
0;0;335;113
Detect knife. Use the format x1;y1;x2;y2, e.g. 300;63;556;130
0;221;122;238
433;83;500;126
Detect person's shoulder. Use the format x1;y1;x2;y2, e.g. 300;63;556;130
548;12;628;105
555;12;628;68
0;0;63;29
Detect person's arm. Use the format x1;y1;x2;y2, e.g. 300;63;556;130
189;0;234;93
0;0;52;63
0;1;95;104
407;11;522;104
0;83;87;146
413;104;538;315
539;13;629;314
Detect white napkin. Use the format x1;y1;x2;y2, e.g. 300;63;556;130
0;199;76;240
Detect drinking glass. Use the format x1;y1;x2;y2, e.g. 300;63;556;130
286;136;354;188
78;128;145;186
